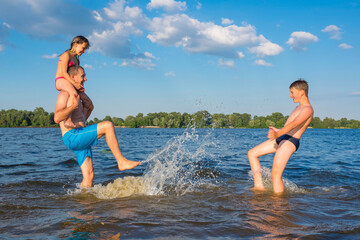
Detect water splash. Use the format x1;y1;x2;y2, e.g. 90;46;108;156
248;167;308;194
77;128;219;199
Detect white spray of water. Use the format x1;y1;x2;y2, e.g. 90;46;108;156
74;128;219;199
248;167;308;194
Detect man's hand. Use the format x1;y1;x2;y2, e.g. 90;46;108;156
73;81;83;91
268;127;278;140
78;87;86;93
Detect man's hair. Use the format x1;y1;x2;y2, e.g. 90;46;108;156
68;65;84;76
290;79;309;97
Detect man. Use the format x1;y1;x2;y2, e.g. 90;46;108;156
248;79;313;193
54;65;141;187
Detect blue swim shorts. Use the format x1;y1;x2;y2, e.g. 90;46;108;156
276;134;300;151
62;124;98;166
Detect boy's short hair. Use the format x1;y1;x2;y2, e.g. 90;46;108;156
290;79;309;97
68;65;84;76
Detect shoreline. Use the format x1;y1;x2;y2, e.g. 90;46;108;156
2;126;357;129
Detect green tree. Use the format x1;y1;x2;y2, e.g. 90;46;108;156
323;117;337;128
124;115;137;128
310;117;324;128
103;115;113;122
212;113;228;128
182;112;192;128
32;107;51;127
192;110;211;128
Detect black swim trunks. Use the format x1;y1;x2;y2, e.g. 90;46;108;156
276;134;300;151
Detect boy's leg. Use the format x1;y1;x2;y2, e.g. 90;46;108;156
248;140;277;190
80;156;94;188
272;141;296;193
97;121;141;171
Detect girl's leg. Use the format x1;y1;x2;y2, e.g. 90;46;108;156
55;77;78;96
55;78;78;127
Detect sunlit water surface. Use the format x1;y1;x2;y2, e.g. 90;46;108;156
0;128;359;239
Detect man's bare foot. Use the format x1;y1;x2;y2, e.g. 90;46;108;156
117;158;141;171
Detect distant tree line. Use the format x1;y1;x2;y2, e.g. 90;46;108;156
0;108;55;127
2;108;359;129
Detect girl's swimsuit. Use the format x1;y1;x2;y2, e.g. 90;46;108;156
276;134;300;151
55;51;79;90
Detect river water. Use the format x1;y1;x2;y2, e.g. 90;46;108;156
0;128;359;239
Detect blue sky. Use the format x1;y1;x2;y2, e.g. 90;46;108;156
0;0;359;120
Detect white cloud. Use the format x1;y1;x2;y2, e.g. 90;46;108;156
0;0;97;39
221;18;234;25
0;0;150;61
218;58;235;68
2;22;11;29
322;25;342;40
88;22;139;59
84;64;94;70
93;10;103;22
147;14;282;58
248;35;283;57
147;0;187;12
0;0;282;63
254;59;272;66
339;43;353;49
286;31;318;51
144;52;155;59
121;57;156;70
0;21;11;50
237;51;245;58
42;53;58;59
87;0;149;59
196;1;202;10
350;91;360;96
165;71;175;77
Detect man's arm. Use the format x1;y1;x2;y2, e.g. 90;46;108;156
268;106;313;140
54;91;79;124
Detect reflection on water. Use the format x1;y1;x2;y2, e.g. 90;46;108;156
245;194;299;238
0;128;360;239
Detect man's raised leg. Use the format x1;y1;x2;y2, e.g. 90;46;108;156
248;140;277;190
80;156;94;188
271;141;296;193
97;121;141;171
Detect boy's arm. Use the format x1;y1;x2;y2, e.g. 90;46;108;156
54;92;80;124
269;106;313;140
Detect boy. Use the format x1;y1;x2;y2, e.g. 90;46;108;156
248;79;313;193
